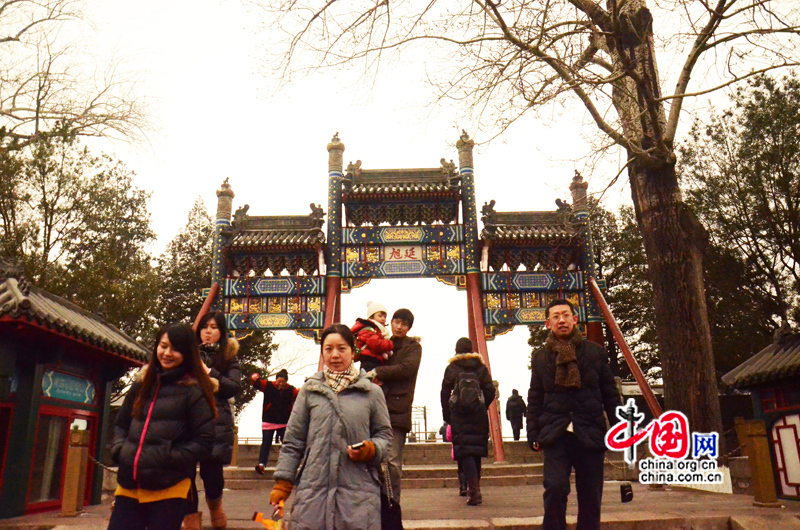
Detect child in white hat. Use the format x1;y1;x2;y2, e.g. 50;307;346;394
350;301;394;372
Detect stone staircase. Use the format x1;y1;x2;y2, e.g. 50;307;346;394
224;441;632;490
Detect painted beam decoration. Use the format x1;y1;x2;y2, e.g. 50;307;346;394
481;271;584;292
223;277;325;297
341;225;466;279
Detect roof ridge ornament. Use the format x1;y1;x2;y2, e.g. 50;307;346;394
481;200;497;226
0;258;30;296
309;203;325;229
440;158;456;177
232;204;250;227
346;160;362;179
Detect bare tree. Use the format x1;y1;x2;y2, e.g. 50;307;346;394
0;0;148;149
264;336;319;379
257;0;800;435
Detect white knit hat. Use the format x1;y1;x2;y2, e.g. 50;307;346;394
366;301;388;318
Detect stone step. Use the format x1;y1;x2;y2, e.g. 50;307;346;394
220;460;632;490
234;441;546;467
222;473;547;491
224;462;543;481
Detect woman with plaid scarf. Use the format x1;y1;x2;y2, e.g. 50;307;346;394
268;324;393;529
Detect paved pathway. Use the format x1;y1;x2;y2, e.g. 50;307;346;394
1;482;799;529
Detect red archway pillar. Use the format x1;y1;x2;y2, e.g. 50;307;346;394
586;321;603;345
319;276;341;370
465;272;506;463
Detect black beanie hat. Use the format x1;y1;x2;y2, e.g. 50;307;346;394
275;369;289;380
455;337;473;354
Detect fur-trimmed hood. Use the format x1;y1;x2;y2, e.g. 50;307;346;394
447;352;485;365
224;337;239;360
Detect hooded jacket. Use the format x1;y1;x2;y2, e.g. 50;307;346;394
440;353;496;459
110;365;215;491
204;338;242;464
527;338;621;451
374;335;422;432
273;370;393;530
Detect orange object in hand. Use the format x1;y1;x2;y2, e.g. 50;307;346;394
270;479;293;506
348;440;376;462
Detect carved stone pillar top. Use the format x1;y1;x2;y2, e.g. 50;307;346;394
456;130;475;169
216;177;235;199
327;132;345;172
216;178;235;221
570;170;589;211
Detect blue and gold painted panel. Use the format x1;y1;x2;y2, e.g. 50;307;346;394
226;311;325;330
342;258;465;278
223;277;325;296
481;271;584;292
342;225;463;245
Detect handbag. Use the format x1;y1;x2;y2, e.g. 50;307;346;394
380;461;403;530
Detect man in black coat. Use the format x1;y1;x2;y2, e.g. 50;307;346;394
527;299;621;530
505;389;526;441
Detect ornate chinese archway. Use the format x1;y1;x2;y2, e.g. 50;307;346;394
210;132;607;462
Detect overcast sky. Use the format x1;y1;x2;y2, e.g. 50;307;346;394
81;0;726;439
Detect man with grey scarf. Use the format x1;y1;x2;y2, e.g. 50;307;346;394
527;299;621;530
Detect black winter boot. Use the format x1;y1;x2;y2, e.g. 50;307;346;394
458;472;468;496
466;477;482;505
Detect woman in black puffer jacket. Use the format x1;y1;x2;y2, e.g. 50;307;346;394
440;337;496;506
109;323;217;530
183;311;242;530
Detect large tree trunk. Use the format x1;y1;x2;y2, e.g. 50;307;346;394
628;159;723;439
606;0;724;440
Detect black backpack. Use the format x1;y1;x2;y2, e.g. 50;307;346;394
449;371;485;410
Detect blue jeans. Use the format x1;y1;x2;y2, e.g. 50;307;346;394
258;428;286;465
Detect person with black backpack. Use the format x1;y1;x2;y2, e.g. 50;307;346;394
440;337;496;505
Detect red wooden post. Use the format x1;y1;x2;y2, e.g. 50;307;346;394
319;276;341;370
588;276;662;417
466;273;506;463
192;282;220;332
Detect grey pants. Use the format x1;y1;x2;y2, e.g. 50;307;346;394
385;427;407;502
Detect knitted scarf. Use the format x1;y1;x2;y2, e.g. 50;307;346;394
546;327;583;389
323;363;360;394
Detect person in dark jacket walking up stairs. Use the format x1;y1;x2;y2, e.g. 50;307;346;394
527;299;622;530
440;337;496;505
505;389;527;441
269;324;393;529
108;323;217;530
183;312;241;530
250;368;298;474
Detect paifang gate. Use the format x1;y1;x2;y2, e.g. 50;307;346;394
209;131;622;462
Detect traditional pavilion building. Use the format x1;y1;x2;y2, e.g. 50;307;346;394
0;260;147;517
722;328;800;499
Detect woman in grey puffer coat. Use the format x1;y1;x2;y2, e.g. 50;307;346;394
270;324;393;530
